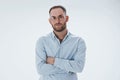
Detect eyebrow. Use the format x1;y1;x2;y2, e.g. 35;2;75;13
50;14;65;17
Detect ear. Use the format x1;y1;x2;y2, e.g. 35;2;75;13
65;16;69;22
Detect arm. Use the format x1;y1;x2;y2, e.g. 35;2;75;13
35;37;58;75
52;38;86;73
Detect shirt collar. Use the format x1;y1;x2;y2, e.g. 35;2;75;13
51;30;70;40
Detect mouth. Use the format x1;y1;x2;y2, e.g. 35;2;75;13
55;23;62;26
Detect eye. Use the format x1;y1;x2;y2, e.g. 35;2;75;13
51;16;56;20
59;15;64;19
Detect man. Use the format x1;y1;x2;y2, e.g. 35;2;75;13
36;5;86;80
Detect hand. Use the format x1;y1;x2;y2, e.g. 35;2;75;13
46;56;55;65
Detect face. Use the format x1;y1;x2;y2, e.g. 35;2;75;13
49;8;69;32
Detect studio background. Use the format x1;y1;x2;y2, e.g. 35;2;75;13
0;0;120;80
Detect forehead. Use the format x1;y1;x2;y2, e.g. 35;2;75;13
50;8;65;16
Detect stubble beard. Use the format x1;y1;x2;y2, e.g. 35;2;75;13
52;23;66;32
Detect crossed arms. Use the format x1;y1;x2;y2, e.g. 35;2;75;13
36;38;86;75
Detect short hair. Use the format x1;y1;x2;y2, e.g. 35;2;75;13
49;5;66;14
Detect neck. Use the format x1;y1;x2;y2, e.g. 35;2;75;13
53;29;68;41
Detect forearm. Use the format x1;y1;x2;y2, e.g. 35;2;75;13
36;62;57;75
53;58;85;73
46;56;85;73
36;55;58;75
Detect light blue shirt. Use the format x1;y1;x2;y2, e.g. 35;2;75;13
35;31;86;80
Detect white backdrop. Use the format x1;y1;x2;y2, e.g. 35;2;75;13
0;0;120;80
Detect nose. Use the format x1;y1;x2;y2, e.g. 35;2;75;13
55;17;60;23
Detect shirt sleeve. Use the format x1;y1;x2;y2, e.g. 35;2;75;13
54;38;86;73
35;37;58;75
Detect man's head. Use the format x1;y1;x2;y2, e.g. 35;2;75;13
49;5;69;32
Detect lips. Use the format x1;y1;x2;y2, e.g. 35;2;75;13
55;23;62;26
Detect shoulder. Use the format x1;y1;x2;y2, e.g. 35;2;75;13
36;33;51;44
69;33;85;41
69;33;86;47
